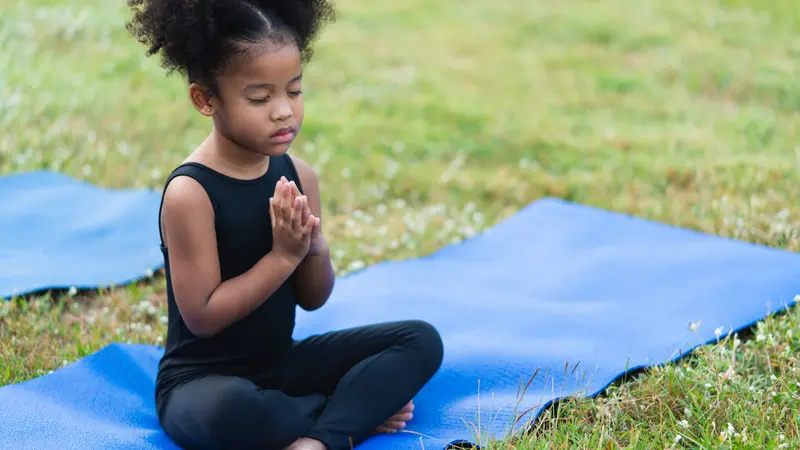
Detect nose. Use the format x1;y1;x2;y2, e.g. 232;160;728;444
271;98;293;122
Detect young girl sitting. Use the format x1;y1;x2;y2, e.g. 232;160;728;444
125;0;445;449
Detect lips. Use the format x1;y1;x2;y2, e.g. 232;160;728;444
270;126;296;144
271;126;295;137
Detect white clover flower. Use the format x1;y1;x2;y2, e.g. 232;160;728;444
348;260;365;271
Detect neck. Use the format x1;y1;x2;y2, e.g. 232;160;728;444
204;128;270;177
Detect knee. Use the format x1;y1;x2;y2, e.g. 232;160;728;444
160;382;253;450
403;320;444;374
201;384;271;446
164;379;301;450
205;387;302;449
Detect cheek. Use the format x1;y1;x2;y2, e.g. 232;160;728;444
224;103;267;131
292;99;305;124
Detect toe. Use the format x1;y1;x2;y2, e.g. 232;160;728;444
394;412;413;422
387;420;407;430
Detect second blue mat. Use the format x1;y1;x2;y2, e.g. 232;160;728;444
0;197;798;449
0;171;164;299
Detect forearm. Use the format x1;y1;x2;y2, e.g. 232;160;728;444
197;251;298;337
294;239;335;311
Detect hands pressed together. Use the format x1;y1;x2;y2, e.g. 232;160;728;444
269;177;324;265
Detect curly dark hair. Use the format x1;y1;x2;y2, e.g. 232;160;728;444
126;0;335;89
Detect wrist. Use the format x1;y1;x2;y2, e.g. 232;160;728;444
307;234;329;257
269;249;303;271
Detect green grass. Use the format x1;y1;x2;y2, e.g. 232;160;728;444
1;0;799;447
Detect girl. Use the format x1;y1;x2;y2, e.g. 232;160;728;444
125;0;444;449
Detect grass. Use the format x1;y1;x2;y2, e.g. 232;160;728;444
1;0;799;447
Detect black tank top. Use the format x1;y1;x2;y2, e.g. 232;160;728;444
154;154;303;416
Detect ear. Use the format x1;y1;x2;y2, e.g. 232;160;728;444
189;83;215;117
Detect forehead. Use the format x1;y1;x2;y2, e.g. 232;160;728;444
222;42;302;85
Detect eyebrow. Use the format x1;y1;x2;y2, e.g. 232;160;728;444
245;73;303;90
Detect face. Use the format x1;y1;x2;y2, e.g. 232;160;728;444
191;41;305;157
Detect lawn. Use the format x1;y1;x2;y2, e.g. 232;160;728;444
1;0;799;448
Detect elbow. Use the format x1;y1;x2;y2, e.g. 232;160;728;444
297;291;331;311
182;308;222;339
176;286;225;338
185;318;217;339
295;276;336;312
298;280;335;312
191;325;217;339
299;298;327;312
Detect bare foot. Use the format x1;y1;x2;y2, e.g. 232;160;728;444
285;437;327;450
373;401;415;434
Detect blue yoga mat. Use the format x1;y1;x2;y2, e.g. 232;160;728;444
1;197;799;450
0;171;164;299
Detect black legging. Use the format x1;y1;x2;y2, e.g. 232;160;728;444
159;320;444;450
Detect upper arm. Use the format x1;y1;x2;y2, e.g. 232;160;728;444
161;176;221;335
290;155;323;220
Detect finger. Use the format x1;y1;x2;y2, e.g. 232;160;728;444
283;180;294;204
301;196;310;225
289;180;301;197
279;177;290;194
269;197;275;226
302;214;316;235
291;196;303;230
375;426;398;434
272;196;282;222
280;184;292;220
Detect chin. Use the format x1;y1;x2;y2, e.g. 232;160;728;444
261;142;293;156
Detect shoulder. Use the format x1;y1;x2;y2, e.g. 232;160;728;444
288;154;319;193
160;173;216;247
162;174;214;217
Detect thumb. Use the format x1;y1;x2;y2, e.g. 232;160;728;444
312;217;322;234
269;197;275;227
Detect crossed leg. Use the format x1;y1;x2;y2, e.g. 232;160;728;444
262;319;444;450
158;320;443;450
